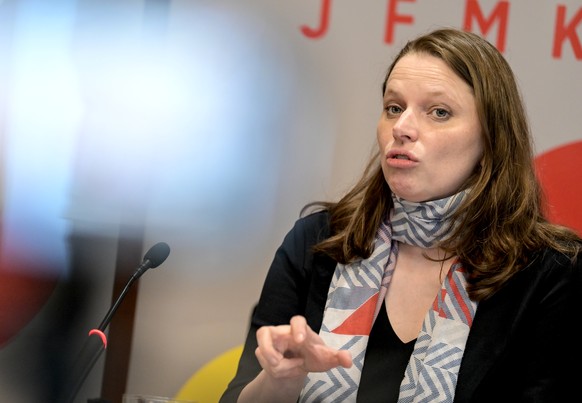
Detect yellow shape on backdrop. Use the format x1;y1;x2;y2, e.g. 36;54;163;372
175;344;243;403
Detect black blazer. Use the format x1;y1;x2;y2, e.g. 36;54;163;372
221;211;582;402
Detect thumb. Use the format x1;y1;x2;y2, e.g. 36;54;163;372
337;350;353;368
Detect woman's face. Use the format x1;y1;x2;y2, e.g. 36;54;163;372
377;52;484;203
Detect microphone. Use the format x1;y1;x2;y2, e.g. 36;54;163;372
131;241;171;282
64;242;170;403
97;241;170;331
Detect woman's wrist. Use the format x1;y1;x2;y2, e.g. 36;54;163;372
238;369;306;403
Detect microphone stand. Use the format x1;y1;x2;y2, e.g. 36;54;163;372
64;242;170;403
64;274;141;403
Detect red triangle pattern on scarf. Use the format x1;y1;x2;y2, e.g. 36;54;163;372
331;293;379;336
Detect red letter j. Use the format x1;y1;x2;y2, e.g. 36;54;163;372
300;0;332;39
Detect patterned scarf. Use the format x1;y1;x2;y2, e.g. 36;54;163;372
299;190;477;403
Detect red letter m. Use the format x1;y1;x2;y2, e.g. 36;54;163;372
464;0;509;52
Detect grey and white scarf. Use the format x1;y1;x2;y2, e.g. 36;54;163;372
299;190;477;403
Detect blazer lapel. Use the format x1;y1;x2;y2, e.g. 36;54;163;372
453;267;537;402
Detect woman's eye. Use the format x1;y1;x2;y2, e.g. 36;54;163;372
385;105;402;115
432;108;450;119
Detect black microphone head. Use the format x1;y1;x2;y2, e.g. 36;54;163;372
143;242;170;268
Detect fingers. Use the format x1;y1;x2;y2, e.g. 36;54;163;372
302;343;352;372
255;316;310;367
255;315;352;376
255;346;305;379
289;315;308;343
256;325;286;366
255;323;307;379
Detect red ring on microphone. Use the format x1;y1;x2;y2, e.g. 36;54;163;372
88;328;108;349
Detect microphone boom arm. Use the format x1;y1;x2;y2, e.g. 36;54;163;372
64;242;170;403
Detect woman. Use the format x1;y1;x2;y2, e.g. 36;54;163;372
220;27;582;402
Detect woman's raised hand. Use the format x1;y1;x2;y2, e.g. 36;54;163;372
255;315;353;379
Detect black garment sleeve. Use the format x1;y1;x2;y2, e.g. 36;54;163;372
219;211;336;403
455;247;582;402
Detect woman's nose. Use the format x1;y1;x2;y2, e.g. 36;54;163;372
392;109;418;142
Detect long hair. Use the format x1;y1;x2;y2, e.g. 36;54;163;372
304;28;581;301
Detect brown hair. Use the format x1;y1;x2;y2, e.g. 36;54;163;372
304;28;581;301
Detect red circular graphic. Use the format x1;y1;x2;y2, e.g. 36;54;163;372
534;140;582;236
